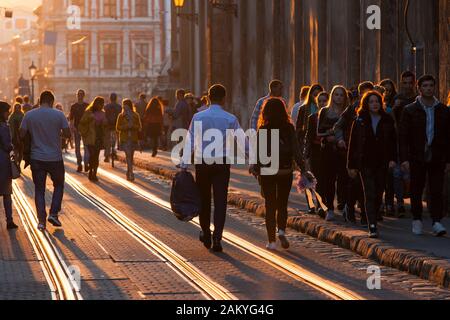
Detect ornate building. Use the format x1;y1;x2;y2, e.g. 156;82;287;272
172;0;450;128
34;0;169;108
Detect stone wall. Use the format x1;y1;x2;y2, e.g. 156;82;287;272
173;0;449;127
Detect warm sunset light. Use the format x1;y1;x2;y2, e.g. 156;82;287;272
0;0;449;313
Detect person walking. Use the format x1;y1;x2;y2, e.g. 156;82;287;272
22;96;33;114
8;103;24;164
334;81;374;226
135;93;148;123
296;84;324;152
171;90;191;131
252;98;304;250
317;86;349;221
0;101;18;230
117;99;142;182
347;91;397;238
399;75;450;237
182;84;248;253
104;93;122;163
19;91;71;231
303;91;329;215
144;97;164;158
79;97;107;182
291;86;311;130
69;89;90;173
250;80;285;130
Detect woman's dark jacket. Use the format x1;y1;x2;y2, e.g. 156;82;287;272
347;111;397;170
0;122;13;195
257;123;304;174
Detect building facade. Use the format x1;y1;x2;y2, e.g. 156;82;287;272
172;0;450;128
34;0;168;110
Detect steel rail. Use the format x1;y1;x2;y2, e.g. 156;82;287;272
90;163;365;301
64;174;236;301
12;181;82;301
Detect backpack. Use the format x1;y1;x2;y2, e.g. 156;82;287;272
170;170;202;222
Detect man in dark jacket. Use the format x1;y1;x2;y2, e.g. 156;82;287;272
400;75;450;237
104;93;122;162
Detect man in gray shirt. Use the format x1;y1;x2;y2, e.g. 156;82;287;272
20;91;71;231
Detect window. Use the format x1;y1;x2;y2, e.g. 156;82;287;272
103;43;117;69
72;43;86;70
71;0;85;16
103;0;117;18
15;19;28;29
135;0;148;17
135;43;149;70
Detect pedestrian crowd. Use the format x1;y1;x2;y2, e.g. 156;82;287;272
1;71;449;253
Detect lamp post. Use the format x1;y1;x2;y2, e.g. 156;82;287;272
173;0;198;24
404;0;416;74
29;61;37;105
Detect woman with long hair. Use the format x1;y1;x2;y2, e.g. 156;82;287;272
0;101;18;229
251;98;303;250
303;91;329;215
117;99;142;182
379;79;397;114
296;84;324;151
144;97;164;157
317;85;349;222
79;97;107;182
347;91;397;238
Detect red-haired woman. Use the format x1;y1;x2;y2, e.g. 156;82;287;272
144;97;164;158
347;91;397;238
252;98;304;251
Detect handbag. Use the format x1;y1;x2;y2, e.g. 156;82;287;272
10;154;21;180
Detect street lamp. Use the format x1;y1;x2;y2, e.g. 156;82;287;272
173;0;198;24
404;0;416;74
29;61;37;104
209;0;238;17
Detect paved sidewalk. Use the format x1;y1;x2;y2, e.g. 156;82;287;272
111;150;450;288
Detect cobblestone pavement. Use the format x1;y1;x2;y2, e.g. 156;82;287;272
107;158;450;300
4;152;450;300
0;204;51;300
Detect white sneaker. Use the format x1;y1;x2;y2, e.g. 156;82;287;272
412;220;423;235
432;222;447;237
266;242;277;251
325;210;335;222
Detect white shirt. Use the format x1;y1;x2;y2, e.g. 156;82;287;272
182;104;249;165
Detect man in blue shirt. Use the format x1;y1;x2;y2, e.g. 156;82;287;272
250;80;285;130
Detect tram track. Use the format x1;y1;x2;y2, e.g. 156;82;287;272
64;155;365;300
64;174;236;301
12;181;83;301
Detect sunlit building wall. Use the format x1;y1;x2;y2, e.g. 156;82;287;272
34;0;167;109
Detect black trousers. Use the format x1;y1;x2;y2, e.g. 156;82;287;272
195;164;231;241
347;176;366;214
410;161;446;223
360;167;386;227
320;144;348;211
87;145;101;172
260;173;293;243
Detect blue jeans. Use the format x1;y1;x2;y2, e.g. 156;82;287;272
30;160;65;224
74;131;90;166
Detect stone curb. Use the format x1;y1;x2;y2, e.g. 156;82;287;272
119;154;450;289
